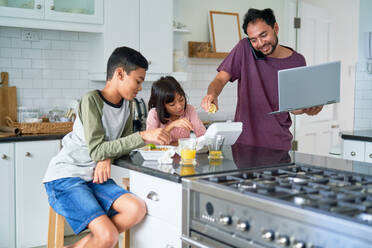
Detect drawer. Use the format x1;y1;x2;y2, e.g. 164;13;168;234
130;215;181;248
343;140;365;162
364;142;372;163
130;171;182;228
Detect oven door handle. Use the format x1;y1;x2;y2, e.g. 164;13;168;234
181;235;213;248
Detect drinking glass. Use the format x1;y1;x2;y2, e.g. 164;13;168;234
207;135;225;165
179;138;197;165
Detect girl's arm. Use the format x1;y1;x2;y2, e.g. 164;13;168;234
146;108;160;130
188;105;206;137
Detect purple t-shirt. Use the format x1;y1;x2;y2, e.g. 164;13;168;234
218;38;306;150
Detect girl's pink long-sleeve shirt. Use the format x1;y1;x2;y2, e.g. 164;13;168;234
146;104;206;144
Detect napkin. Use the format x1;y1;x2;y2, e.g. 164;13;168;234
157;148;176;164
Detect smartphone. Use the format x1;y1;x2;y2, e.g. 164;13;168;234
246;38;266;60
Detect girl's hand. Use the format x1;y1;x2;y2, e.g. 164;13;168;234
93;158;111;184
166;118;193;132
140;128;171;145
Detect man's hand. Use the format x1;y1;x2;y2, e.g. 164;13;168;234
291;106;323;116
93;158;111;184
201;94;219;113
140;128;171;145
165;118;193;133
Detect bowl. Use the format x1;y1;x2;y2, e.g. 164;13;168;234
135;145;175;160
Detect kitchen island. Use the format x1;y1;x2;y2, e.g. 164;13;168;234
112;144;355;248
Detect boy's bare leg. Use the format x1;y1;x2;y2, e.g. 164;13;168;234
110;193;147;233
65;215;119;248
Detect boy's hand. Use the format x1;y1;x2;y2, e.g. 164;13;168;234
93;158;111;184
140;128;171;145
165;118;193;132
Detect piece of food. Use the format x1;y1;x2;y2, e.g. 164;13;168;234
208;103;217;114
146;144;156;150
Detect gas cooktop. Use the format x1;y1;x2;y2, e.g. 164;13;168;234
202;164;372;226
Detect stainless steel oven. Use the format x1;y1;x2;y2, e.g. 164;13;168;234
182;164;372;248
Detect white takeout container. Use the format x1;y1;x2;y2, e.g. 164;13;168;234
135;145;176;160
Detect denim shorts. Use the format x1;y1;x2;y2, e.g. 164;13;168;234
44;177;129;234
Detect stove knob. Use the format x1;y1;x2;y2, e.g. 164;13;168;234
219;215;232;225
236;220;250;232
206;202;214;216
276;235;290;246
293;241;306;248
261;230;275;241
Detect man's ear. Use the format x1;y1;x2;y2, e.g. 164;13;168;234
274;22;279;35
115;67;127;81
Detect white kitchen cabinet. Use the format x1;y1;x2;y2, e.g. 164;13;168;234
342;139;366;162
88;0;177;81
0;140;60;248
139;0;173;74
0;143;15;248
364;142;372;163
129;170;182;248
0;0;103;32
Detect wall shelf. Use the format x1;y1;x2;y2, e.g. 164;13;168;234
188;41;228;59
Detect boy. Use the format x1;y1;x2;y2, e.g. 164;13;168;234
43;47;171;248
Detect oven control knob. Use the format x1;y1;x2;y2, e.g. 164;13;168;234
236;220;250;231
276;235;290;246
206;202;214;216
219;215;232;225
293;241;306;248
261;230;275;241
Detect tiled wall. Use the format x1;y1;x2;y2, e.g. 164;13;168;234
0;26;237;121
354;59;372;130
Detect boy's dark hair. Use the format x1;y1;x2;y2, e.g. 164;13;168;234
148;76;187;124
242;8;276;36
106;46;148;81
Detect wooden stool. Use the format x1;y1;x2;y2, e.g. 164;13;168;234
47;178;130;248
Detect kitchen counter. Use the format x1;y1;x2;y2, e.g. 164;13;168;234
341;130;372;142
114;143;354;183
0;133;66;143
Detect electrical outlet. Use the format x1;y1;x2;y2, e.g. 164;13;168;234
21;30;40;41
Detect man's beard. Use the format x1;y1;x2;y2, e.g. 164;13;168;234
259;33;279;56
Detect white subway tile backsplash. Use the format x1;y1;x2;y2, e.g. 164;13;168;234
22;49;42;59
42;49;61;59
0;27;21;38
70;41;88;51
60;31;79;41
23;69;43;79
23;88;43;98
61;70;80;80
12;38;31;49
43;89;62;98
41;30;60;40
11;78;33;88
12;58;31;68
32;40;52;49
42;69;63;79
0;37;11;47
0;57;11;67
1;47;21;58
51;40;70;50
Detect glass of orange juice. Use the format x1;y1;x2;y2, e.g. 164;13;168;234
207;135;225;165
179;138;197;165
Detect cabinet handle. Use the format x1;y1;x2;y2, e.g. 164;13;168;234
1;154;7;160
146;191;159;201
25;152;31;157
36;4;42;9
350;151;356;156
50;5;55;10
369;154;372;159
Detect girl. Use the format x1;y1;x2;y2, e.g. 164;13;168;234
146;76;206;145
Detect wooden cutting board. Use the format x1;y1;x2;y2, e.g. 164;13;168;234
0;72;17;126
0;132;17;138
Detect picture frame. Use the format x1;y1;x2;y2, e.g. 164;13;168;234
209;11;242;53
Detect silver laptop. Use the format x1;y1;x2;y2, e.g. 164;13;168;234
269;61;340;114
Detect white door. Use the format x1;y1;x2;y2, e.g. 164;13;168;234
0;143;15;248
15;140;60;248
294;0;358;156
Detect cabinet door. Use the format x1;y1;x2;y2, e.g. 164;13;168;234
130;171;182;228
44;0;103;24
130;215;181;248
15;140;60;248
364;142;372;163
140;0;173;73
0;143;15;248
342;140;365;162
0;0;43;19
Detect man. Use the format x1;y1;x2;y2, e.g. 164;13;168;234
201;8;322;151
